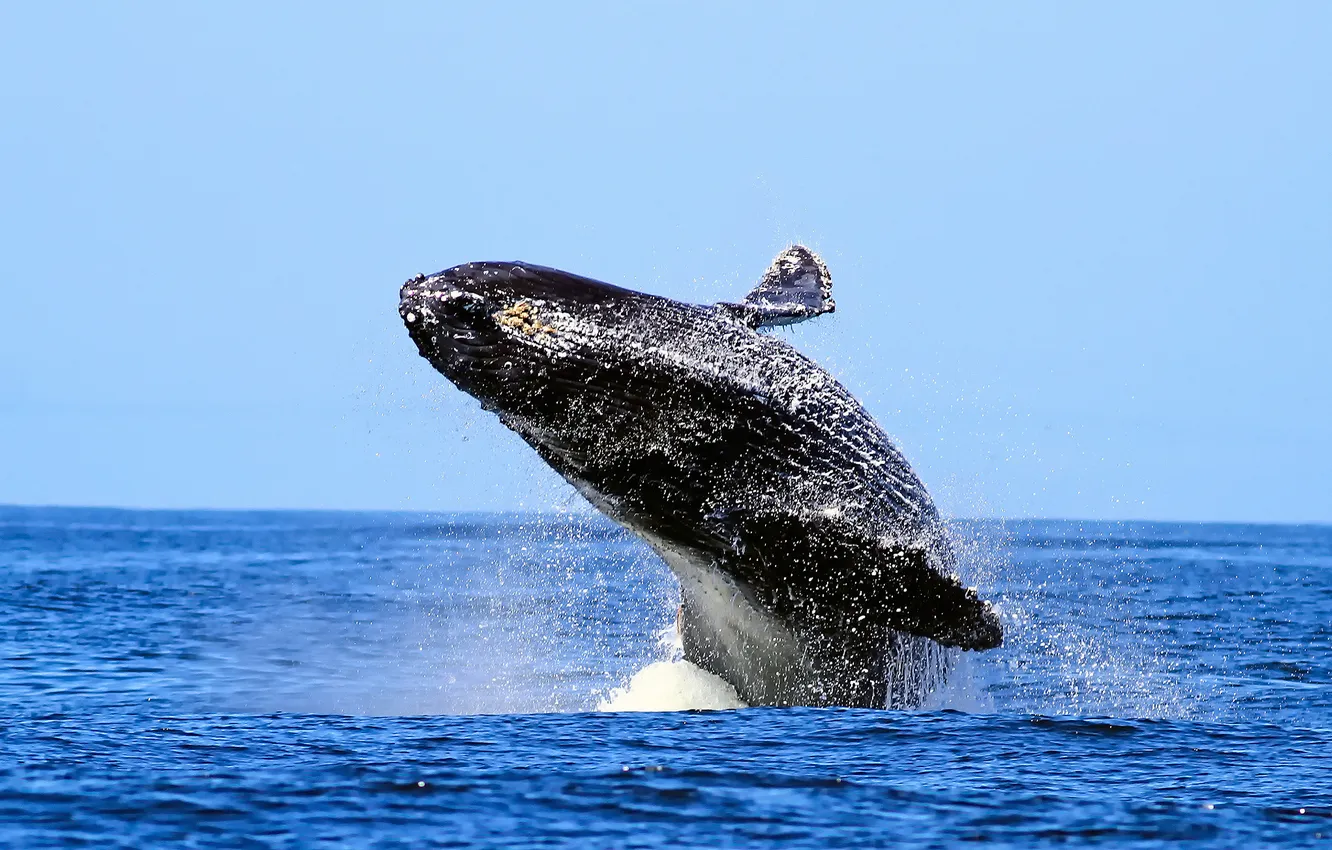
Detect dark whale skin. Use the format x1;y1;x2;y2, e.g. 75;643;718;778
400;259;1001;708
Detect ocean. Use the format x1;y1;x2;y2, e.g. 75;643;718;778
1;506;1328;847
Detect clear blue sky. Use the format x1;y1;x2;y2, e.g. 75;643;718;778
1;3;1328;522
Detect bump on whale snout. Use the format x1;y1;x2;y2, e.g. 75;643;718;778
399;271;511;376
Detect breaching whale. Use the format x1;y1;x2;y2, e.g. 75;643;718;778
399;247;1002;708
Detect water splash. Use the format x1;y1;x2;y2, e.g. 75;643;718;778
597;661;747;712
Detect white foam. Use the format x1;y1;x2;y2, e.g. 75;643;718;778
598;661;748;712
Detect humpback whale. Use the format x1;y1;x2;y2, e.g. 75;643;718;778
399;247;1002;708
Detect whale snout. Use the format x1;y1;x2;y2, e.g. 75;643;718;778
399;271;509;375
400;276;490;333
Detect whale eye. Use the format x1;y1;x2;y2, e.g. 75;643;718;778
446;296;493;324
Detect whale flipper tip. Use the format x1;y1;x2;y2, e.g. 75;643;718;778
720;245;835;328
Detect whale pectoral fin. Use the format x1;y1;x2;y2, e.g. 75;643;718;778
866;543;1004;651
720;510;1003;652
719;245;835;328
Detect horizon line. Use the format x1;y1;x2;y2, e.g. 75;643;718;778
0;503;1328;530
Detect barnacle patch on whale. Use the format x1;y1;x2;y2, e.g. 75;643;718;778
496;300;559;336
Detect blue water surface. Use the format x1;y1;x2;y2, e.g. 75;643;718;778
1;507;1329;847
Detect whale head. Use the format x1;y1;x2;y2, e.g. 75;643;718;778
399;248;837;422
398;261;679;428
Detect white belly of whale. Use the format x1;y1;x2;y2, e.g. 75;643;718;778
655;542;827;705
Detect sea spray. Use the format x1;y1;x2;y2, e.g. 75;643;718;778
598;661;748;712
